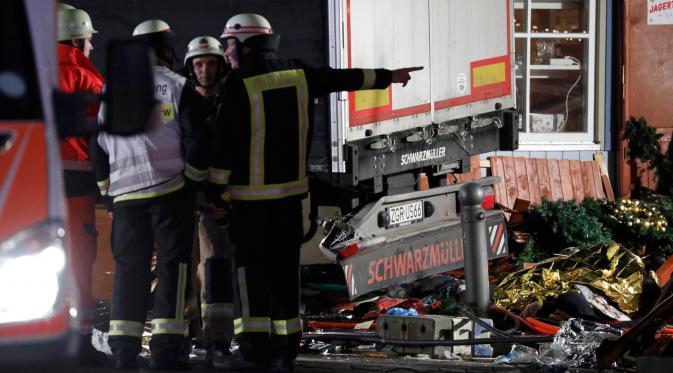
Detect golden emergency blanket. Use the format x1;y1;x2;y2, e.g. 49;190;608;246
493;243;644;315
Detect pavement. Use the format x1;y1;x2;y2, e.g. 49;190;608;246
3;351;601;373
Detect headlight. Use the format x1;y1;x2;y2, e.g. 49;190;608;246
0;221;67;324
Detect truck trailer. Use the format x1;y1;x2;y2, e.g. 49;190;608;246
304;0;518;299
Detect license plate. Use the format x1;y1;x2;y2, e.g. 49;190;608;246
386;201;424;228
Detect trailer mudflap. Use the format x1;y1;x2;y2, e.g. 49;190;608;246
340;210;507;299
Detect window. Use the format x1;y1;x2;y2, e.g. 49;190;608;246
514;0;597;147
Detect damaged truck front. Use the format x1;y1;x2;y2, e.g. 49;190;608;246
306;0;518;299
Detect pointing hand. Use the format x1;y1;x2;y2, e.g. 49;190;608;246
391;66;424;87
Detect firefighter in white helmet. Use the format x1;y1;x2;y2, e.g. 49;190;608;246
219;13;272;70
182;35;236;367
90;19;210;370
56;5;108;366
58;8;97;58
209;13;422;372
184;36;228;94
131;19;178;69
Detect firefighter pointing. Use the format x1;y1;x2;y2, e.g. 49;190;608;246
207;13;422;372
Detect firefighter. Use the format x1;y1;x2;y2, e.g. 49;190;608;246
182;35;236;367
56;6;107;365
90;19;209;370
208;13;422;372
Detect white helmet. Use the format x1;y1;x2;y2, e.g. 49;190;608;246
220;13;272;43
131;19;176;59
58;9;97;42
184;36;225;65
57;3;75;10
132;19;172;37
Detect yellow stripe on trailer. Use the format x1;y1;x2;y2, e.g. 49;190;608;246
354;87;390;111
472;62;506;88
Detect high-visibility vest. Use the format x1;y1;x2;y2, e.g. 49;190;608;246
97;66;188;202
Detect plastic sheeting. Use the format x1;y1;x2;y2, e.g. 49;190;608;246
550;318;623;368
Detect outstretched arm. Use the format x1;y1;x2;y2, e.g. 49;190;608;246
307;65;424;98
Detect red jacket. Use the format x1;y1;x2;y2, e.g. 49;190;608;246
58;44;104;165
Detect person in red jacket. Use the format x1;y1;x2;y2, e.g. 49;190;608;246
57;6;106;365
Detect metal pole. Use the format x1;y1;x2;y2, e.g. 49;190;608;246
458;182;490;312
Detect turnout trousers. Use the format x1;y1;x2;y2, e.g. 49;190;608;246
190;211;236;347
107;188;194;362
229;198;303;362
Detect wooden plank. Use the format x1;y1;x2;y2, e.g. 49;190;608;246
513;157;531;203
548;159;563;201
525;158;541;205
594;153;615;201
450;155;482;184
558;160;575;201
536;158;553;201
592;162;605;199
594;152;609;175
502;156;519;210
419;173;429;191
603;175;615;201
490;157;509;208
509;198;531;225
469;155;481;180
569;160;585;201
581;161;596;198
446;173;458;185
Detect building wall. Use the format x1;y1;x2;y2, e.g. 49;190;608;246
619;0;673;196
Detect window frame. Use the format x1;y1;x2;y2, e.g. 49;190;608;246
514;0;598;148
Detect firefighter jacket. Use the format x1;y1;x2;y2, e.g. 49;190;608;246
57;43;104;196
207;34;392;202
91;66;209;205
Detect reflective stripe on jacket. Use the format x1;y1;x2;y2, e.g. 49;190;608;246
208;34;392;202
96;66;187;199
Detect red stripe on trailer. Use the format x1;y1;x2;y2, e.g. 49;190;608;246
346;0;513;126
435;54;512;110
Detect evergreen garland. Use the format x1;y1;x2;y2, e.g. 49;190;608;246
510;117;673;265
624;117;673;196
521;199;613;259
514;237;543;266
582;196;673;260
515;197;673;266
